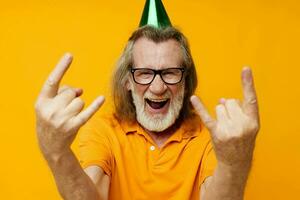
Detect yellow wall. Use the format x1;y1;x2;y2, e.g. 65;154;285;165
0;0;299;199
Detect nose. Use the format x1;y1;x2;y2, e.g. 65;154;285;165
148;74;167;95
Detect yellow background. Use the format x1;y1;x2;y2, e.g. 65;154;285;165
0;0;299;199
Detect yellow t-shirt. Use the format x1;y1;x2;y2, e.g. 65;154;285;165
78;113;217;200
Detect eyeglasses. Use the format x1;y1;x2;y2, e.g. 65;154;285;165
130;67;185;85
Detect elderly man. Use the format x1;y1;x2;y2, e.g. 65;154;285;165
35;1;260;200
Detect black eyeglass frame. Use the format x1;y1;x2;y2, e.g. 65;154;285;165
130;67;185;85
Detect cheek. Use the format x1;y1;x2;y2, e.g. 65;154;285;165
136;87;148;97
169;84;185;97
130;82;148;97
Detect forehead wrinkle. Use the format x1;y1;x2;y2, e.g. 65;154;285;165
132;38;183;69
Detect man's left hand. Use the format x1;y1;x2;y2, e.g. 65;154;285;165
190;67;260;168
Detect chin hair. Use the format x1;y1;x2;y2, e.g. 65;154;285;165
132;88;184;132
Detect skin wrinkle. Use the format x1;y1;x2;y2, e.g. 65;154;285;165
128;37;185;133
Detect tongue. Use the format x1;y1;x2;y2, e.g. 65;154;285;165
147;100;167;109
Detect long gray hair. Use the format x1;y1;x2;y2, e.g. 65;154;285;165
112;26;198;123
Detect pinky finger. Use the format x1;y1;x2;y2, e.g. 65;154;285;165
72;96;105;127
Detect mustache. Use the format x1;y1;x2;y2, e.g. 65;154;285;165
143;91;171;100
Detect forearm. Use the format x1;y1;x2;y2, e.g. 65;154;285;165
44;149;100;200
202;161;252;200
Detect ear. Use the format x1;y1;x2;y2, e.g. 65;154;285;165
125;79;132;91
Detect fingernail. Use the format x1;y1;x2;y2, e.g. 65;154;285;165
64;52;73;60
98;96;105;102
243;66;251;71
75;88;83;96
219;98;226;104
190;95;197;102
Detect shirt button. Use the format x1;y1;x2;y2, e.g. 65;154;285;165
150;145;155;151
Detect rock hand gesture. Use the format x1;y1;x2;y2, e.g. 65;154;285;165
191;67;260;167
35;53;105;159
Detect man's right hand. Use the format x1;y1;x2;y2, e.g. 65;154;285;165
35;53;105;159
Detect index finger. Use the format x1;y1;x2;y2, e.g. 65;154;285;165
40;53;73;98
241;67;259;117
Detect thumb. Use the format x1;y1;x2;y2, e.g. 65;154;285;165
190;95;216;131
73;96;105;127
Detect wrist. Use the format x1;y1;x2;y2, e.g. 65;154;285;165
216;160;252;184
43;147;73;165
218;159;252;170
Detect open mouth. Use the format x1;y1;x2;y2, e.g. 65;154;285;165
146;98;169;110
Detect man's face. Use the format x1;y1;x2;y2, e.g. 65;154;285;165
128;37;185;132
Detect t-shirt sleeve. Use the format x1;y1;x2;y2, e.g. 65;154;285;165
199;139;217;185
77;117;114;177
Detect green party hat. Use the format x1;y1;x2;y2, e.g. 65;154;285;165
139;0;172;28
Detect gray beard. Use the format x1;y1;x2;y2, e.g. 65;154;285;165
131;88;184;132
